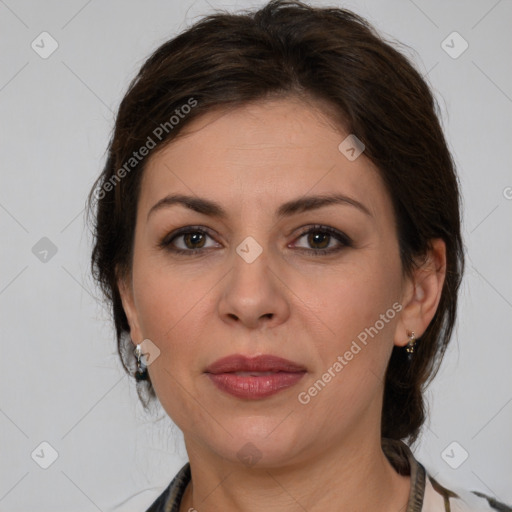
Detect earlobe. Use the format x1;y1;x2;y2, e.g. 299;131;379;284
394;238;447;347
117;271;143;345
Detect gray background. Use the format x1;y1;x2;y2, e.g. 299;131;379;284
0;0;511;510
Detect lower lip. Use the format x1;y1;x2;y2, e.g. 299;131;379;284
206;372;306;399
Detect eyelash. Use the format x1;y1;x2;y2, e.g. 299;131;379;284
158;224;353;257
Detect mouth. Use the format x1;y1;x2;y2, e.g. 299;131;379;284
204;353;307;374
229;371;279;376
204;354;307;399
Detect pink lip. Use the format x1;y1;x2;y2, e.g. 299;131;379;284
205;354;307;400
205;354;307;374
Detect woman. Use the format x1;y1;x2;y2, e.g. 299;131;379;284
87;1;511;510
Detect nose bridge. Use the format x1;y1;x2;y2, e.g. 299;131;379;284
231;232;272;298
218;230;289;327
230;199;273;269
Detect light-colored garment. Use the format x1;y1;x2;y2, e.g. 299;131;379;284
422;476;508;511
144;438;511;511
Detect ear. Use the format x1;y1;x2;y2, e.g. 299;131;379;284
117;268;143;346
394;238;447;347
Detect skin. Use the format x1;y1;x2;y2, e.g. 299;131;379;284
118;96;446;512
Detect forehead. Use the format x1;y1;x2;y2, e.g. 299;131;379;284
139;97;391;221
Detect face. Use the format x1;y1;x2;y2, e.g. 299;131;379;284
119;96;421;467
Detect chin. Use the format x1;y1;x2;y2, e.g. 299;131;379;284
206;420;308;469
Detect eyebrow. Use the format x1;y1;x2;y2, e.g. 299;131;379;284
147;192;373;221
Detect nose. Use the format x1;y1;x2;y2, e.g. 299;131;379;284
217;243;290;330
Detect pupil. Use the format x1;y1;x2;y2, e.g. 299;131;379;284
186;232;204;248
309;232;329;249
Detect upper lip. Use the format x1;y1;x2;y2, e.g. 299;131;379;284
205;354;307;374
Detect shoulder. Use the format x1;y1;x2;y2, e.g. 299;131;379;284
423;473;512;512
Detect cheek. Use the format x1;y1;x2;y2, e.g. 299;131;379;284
292;267;400;436
132;250;213;340
295;253;402;350
132;262;215;427
130;255;222;397
289;250;402;415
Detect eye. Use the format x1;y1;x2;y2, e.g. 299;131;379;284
291;225;353;256
159;226;220;255
159;224;353;257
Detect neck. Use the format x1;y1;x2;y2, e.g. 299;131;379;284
180;432;411;512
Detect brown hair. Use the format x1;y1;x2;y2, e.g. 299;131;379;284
87;0;464;444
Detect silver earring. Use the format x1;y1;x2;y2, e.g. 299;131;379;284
405;331;416;361
134;343;148;381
